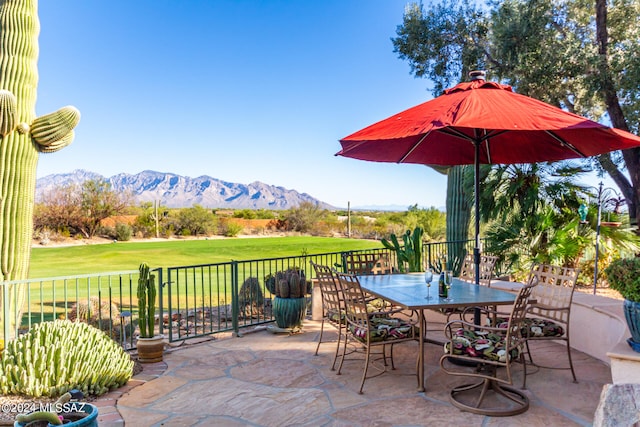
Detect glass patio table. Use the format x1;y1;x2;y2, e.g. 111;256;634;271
357;273;516;392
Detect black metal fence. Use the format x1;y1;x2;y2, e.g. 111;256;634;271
1;241;477;348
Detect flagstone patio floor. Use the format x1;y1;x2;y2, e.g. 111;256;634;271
96;319;611;426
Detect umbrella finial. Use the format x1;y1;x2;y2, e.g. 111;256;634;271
469;70;486;81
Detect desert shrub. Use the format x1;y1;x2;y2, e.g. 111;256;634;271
221;222;243;237
67;297;131;341
115;223;132;241
0;320;134;397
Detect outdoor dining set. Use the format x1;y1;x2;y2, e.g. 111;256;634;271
310;253;579;417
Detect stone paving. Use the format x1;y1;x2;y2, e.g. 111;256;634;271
98;319;612;426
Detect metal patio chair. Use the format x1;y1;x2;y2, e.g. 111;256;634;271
333;271;419;394
440;279;536;416
521;263;579;388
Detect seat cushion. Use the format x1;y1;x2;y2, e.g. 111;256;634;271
349;317;416;343
491;317;565;337
522;317;565;337
445;328;519;362
326;308;344;324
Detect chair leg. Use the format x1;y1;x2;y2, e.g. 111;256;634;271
359;344;372;394
314;319;326;356
450;379;530;417
330;323;343;371
565;337;578;383
336;328;349;376
521;349;529;390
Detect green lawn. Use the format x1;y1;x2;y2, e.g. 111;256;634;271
29;236;383;278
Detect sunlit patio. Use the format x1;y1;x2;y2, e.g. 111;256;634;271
110;315;610;427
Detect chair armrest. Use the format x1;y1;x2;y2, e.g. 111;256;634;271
459;305;509;324
529;303;569;312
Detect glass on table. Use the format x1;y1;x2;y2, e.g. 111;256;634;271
424;268;434;299
444;270;453;301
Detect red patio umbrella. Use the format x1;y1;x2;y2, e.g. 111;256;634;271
336;71;640;286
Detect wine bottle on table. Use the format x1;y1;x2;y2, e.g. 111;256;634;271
438;272;447;298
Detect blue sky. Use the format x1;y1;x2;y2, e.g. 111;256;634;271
35;1;446;210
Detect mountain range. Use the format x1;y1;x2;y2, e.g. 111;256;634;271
35;170;335;210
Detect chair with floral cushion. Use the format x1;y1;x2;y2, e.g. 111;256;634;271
521;263;579;388
311;262;346;370
440;280;536;416
333;271;419;394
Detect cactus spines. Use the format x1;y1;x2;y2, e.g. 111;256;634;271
0;1;80;341
137;263;157;338
0;89;18;136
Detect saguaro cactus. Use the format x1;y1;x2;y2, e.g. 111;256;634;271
0;0;80;341
446;166;473;274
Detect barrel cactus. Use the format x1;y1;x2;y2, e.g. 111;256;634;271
0;320;133;397
265;269;310;298
0;1;81;341
265;269;310;329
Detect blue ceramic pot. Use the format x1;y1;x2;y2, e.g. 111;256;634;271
623;299;640;351
273;297;307;329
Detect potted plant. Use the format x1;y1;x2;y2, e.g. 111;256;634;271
604;257;640;352
136;262;164;362
265;268;311;330
14;390;99;427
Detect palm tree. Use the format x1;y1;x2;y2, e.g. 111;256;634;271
480;162;639;282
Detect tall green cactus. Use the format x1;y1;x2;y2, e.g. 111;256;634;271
446;166;473;274
0;1;80;341
381;227;424;272
137;263;157;338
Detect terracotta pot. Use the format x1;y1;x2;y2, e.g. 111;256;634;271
137;335;165;363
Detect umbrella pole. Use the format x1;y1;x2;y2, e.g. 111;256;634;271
474;140;482;326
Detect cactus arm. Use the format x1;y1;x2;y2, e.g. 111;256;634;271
30;105;80;152
15;410;62;425
0;90;18;136
147;272;156;336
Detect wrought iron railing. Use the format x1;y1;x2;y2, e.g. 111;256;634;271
0;247;398;347
1;241;481;348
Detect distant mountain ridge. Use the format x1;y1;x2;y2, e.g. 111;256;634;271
35;170;335;210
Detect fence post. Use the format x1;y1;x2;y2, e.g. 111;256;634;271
156;268;164;337
231;261;239;336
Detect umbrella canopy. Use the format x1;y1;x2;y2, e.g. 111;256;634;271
336;72;640;286
338;77;640;166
